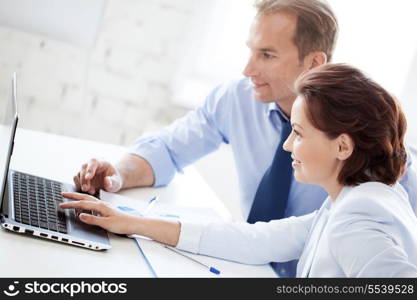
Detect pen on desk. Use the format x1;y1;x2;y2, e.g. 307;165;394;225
142;195;159;216
163;245;221;275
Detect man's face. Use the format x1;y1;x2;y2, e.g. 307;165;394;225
243;12;307;104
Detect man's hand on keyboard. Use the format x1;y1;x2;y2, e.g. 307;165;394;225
74;159;123;195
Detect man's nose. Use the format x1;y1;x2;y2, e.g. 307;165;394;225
243;56;258;77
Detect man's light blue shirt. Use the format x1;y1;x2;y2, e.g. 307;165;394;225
130;77;417;220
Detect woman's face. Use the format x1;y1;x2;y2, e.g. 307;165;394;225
283;97;345;187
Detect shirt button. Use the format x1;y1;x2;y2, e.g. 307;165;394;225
280;268;286;275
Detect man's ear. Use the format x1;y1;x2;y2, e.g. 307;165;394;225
336;134;354;161
305;51;327;69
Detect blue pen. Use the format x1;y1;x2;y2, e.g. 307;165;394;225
142;196;158;215
163;245;221;275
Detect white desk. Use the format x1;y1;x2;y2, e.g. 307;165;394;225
2;129;275;277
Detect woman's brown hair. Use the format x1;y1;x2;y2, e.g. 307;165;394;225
295;63;407;186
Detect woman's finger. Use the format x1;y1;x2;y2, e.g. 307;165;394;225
78;213;107;228
62;192;99;201
59;200;109;216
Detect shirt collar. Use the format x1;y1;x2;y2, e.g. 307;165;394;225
266;102;290;123
331;185;353;208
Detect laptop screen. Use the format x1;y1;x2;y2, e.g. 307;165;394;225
0;73;18;212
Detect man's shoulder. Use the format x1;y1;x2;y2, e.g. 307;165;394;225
204;77;259;116
405;143;417;166
210;77;253;100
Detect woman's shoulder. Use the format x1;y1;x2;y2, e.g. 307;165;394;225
330;182;411;224
339;182;407;207
356;181;406;196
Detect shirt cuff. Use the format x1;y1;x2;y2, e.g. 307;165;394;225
176;221;205;254
128;137;177;187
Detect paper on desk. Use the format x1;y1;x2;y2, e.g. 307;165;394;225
100;190;150;211
100;190;223;223
136;238;277;278
100;191;276;278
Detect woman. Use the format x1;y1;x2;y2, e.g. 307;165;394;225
60;64;417;277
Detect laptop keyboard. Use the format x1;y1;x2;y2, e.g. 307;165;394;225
12;171;68;234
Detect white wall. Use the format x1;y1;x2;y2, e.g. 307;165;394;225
0;0;205;145
328;0;417;144
0;0;105;48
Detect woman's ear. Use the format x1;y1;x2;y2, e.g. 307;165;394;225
336;134;354;161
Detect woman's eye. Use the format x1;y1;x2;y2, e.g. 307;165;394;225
263;52;274;59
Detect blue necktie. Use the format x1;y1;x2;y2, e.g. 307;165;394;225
247;115;297;277
248;116;292;223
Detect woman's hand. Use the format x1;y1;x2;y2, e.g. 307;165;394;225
60;192;139;235
60;192;181;246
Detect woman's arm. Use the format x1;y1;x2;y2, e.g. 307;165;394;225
60;191;317;265
179;212;317;265
60;192;181;247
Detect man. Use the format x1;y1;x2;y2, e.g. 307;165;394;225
73;0;417;277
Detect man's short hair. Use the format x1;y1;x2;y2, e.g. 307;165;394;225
254;0;338;62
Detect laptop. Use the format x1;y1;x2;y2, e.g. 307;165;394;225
0;73;111;250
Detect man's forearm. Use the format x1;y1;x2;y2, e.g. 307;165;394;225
115;154;155;189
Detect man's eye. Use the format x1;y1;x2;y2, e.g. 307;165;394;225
262;52;274;59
